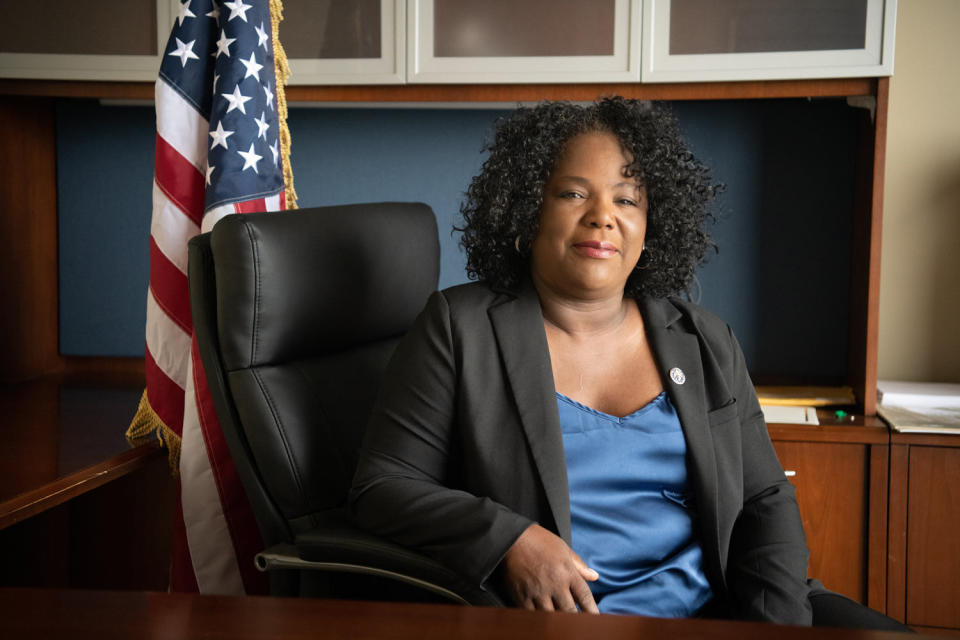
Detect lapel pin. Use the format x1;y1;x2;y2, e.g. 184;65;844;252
669;367;686;385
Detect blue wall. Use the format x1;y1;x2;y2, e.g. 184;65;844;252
57;98;856;380
57;100;155;357
285;107;510;291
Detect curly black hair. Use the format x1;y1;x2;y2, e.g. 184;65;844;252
457;97;720;299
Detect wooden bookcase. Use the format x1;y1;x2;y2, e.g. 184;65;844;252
0;75;888;407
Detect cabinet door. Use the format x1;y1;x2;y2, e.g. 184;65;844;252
281;0;404;84
641;0;896;82
0;0;172;81
772;441;871;603
904;446;960;630
408;0;641;83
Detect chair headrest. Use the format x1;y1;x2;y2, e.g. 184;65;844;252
210;202;440;370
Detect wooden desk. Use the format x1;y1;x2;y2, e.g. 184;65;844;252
0;374;175;590
0;588;927;640
0;373;163;527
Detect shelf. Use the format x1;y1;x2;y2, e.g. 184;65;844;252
768;411;889;445
0;77;878;103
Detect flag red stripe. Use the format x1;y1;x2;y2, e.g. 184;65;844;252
233;198;267;214
169;478;200;593
149;237;193;335
278;192;286;211
155;133;205;226
145;347;185;436
191;338;268;594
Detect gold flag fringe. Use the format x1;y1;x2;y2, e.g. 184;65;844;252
126;389;182;474
270;0;297;210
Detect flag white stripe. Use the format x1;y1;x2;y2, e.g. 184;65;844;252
155;79;209;172
146;289;191;389
180;352;245;595
264;193;282;211
201;202;240;234
151;181;200;275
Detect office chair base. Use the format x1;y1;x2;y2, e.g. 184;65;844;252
257;543;477;605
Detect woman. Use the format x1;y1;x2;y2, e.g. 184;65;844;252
348;97;812;622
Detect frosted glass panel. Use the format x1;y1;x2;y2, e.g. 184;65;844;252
281;0;381;59
434;0;615;57
0;0;156;55
669;0;868;55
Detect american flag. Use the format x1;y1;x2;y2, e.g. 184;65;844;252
130;0;292;594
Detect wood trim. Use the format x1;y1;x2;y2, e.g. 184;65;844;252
60;356;145;382
860;76;889;416
867;444;888;612
890;432;960;448
847;93;873;412
886;443;909;622
286;78;879;102
846;76;887;415
767;423;889;445
0;80;155;100
0;77;878;102
0;96;59;382
0;442;165;531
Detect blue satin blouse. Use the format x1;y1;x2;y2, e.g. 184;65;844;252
557;390;713;616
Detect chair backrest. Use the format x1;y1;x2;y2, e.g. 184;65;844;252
188;203;440;547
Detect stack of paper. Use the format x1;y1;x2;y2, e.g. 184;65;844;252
877;380;960;434
756;386;855;407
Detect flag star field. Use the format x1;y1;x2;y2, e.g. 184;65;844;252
160;0;283;210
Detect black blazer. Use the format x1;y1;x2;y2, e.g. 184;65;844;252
349;279;812;624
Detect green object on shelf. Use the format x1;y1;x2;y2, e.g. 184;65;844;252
835;410;848;419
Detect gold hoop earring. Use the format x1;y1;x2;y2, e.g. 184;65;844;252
514;235;522;254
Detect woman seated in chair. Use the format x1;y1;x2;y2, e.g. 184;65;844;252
350;97;815;621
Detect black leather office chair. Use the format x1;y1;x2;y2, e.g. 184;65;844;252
187;202;501;605
187;202;910;629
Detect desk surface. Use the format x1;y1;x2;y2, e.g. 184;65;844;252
0;589;926;640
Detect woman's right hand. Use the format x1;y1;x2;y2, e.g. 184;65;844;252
499;523;600;613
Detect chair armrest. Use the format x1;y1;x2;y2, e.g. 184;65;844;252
256;511;504;607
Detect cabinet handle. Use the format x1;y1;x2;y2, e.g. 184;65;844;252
784;470;797;477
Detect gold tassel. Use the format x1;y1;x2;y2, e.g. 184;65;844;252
126;389;182;474
270;0;297;210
